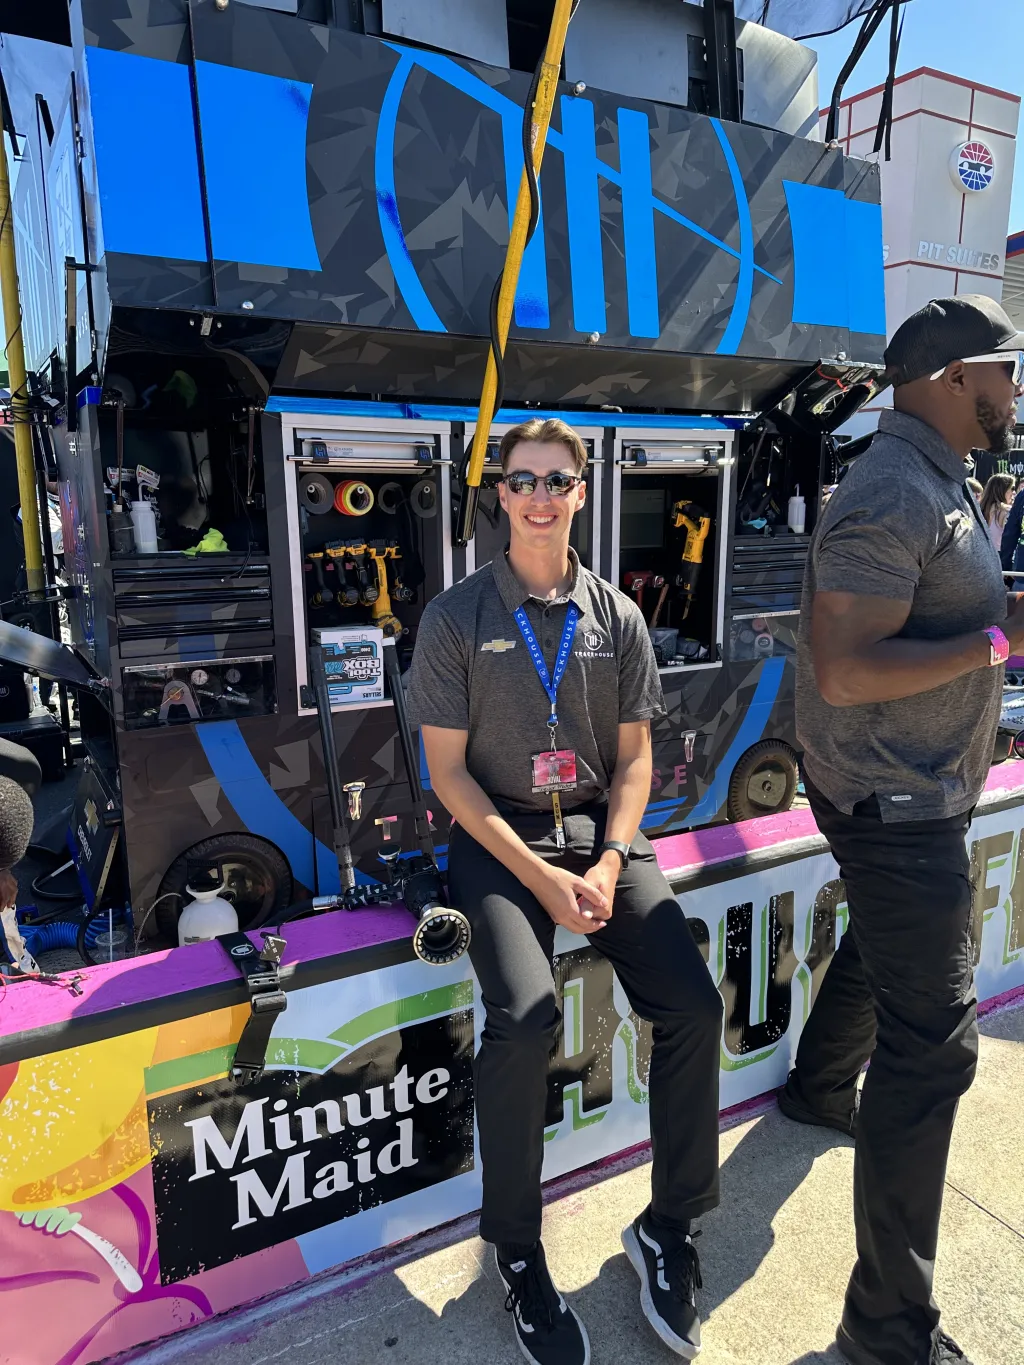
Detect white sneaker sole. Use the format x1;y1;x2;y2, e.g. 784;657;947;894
494;1252;591;1365
620;1224;701;1359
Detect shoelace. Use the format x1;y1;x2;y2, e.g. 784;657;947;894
663;1228;704;1304
503;1259;558;1332
932;1332;968;1363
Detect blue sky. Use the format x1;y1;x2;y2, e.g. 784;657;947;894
802;0;1023;232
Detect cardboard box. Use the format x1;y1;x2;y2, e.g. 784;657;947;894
313;626;385;706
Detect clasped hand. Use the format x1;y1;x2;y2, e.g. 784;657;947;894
530;855;618;935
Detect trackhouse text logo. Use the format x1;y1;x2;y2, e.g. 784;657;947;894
576;627;613;660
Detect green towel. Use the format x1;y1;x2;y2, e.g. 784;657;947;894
183;528;229;556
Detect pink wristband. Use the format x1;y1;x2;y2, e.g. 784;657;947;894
984;625;1010;666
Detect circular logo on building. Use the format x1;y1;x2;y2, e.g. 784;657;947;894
950;141;995;193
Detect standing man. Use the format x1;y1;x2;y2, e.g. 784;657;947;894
406;417;723;1365
782;295;1024;1365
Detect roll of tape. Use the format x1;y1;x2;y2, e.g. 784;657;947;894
410;477;437;519
377;481;404;515
299;473;335;515
334;480;375;516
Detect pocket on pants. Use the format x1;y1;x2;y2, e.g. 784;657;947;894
848;861;976;1008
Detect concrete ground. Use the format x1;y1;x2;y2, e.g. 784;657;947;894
113;1001;1024;1365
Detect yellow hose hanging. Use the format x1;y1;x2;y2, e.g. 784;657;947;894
453;0;576;547
0;109;45;595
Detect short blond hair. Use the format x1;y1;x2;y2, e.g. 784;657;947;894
499;417;587;475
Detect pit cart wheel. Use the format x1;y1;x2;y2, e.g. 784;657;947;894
153;834;293;939
727;740;799;822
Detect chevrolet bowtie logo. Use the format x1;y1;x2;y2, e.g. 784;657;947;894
481;639;517;653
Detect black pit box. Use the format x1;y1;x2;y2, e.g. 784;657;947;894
0;713;66;782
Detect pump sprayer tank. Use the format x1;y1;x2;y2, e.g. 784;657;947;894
177;882;238;945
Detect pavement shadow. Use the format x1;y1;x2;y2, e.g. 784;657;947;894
979;1002;1024;1042
582;1104;854;1356
285;1247;528;1365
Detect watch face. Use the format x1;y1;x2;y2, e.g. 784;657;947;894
190;668;209;686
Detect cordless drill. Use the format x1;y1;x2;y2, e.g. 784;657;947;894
366;542;405;640
671;502;712;619
323;539;408;638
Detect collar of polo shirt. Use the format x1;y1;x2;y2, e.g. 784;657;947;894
491;545;592;618
877;410;970;484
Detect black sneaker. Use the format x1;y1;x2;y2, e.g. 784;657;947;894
621;1207;702;1358
836;1323;972;1365
495;1243;590;1365
931;1332;973;1364
778;1075;858;1138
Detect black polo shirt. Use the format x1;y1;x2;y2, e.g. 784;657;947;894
796;409;1007;821
406;548;665;813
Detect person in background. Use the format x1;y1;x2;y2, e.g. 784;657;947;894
782;294;1024;1365
965;476;983;500
999;476;1024;573
979;472;1015;551
0;774;37;963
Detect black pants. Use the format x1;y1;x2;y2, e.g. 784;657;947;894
446;804;723;1246
790;779;979;1365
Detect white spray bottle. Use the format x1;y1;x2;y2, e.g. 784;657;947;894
177;881;238;945
787;484;806;534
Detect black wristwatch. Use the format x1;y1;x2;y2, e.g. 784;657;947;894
599;840;631;873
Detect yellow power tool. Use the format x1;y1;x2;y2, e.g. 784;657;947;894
325;540;405;639
670;502;712;620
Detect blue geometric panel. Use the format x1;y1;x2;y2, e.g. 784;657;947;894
84;46;207;262
195;60;321;271
784;181;885;335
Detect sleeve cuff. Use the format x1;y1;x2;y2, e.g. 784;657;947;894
619;706;665;723
407;712;470;731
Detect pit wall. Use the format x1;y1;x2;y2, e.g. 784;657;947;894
2;775;1023;1365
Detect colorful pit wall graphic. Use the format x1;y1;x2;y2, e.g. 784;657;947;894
2;803;1024;1365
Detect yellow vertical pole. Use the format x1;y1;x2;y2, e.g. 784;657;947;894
454;0;576;546
0;113;45;595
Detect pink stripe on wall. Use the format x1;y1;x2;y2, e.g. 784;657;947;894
4;764;1024;1047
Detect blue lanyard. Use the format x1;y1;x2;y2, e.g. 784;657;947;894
512;603;579;733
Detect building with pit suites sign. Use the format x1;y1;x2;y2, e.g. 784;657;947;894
822;67;1019;435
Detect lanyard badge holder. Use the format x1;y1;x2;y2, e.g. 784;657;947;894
513;604;580;850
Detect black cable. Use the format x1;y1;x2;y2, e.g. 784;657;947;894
873;1;904;159
32;864;83;902
20;903;86;927
75;906;111;967
825;1;892;143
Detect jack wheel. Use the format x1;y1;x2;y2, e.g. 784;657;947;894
154;834;293;939
727;740;799;822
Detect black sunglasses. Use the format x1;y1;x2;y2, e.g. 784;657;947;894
501;471;583;497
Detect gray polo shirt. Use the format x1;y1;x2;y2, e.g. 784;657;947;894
406;548;665;813
796;409;1006;822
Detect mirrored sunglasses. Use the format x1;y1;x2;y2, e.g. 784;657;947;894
501;471;583;497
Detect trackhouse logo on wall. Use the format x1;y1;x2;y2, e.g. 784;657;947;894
147;1003;474;1281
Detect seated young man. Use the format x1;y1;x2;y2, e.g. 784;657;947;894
406;417;723;1365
